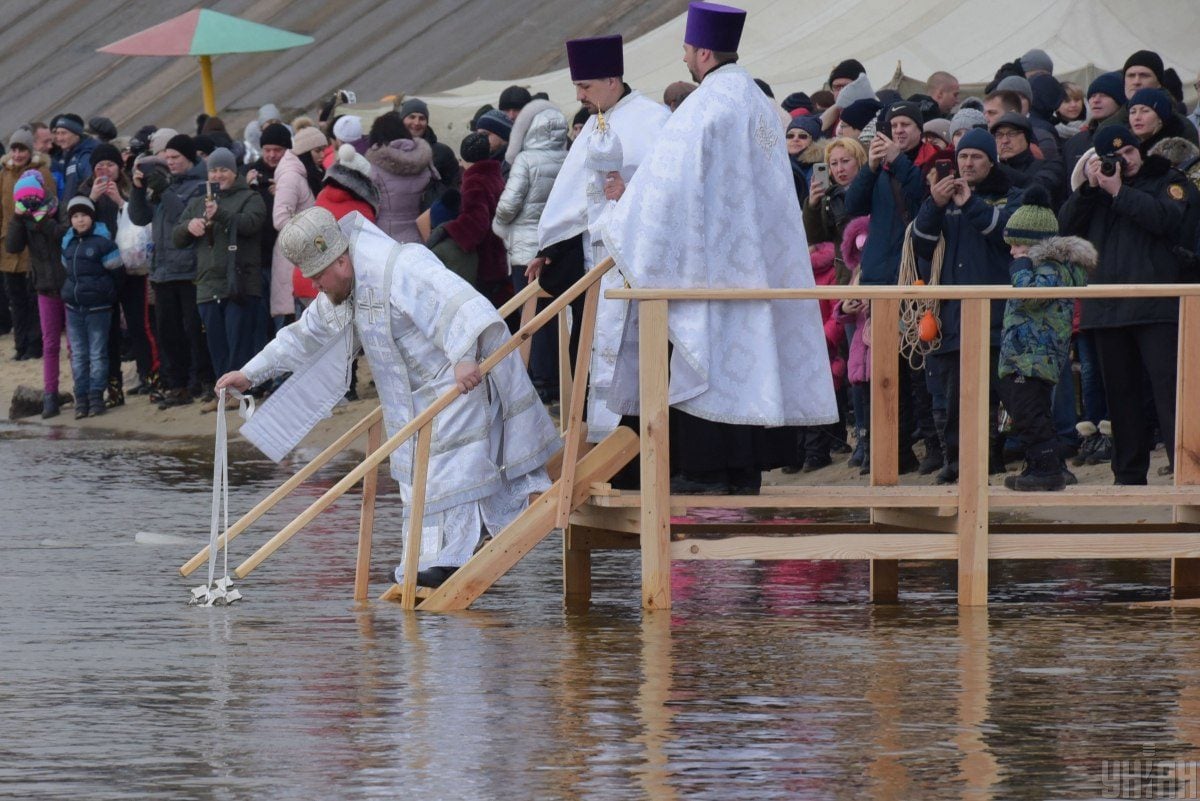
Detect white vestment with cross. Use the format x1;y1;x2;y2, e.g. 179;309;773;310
241;213;561;571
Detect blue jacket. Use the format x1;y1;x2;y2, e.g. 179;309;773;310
912;168;1022;352
61;221;121;309
843;148;927;285
60;136;97;203
128;159;207;283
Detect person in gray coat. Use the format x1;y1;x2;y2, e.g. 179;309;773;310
493;99;568;400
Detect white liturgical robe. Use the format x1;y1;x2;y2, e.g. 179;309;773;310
241;213;561;570
601;64;838;427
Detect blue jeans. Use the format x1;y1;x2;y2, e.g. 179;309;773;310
66;305;111;400
198;298;258;376
1075;330;1107;424
1051;353;1079;446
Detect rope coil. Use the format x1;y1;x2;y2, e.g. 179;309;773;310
897;222;945;370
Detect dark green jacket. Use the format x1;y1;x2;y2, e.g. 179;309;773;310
172;177;266;301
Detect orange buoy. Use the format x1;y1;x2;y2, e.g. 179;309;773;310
919;310;939;343
913;279;925;286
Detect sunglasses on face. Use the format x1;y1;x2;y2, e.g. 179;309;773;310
786;131;811;140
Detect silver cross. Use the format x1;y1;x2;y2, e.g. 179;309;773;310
356;285;386;324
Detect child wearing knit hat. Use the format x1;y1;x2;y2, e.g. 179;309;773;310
996;184;1097;491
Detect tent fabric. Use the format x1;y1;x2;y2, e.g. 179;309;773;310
99;9;314;57
419;0;1200;133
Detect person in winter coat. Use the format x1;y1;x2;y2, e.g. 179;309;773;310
51;114;98;203
398;98;461;204
79;141;158;408
991;112;1066;208
128;133;213;408
245;123;290;350
996;186;1095;491
273;128;323;317
1128;88;1194;157
833;215;872;471
913;128;1023;484
6;170;65;417
492;99;568;399
786;115;825;207
172;148;266;407
442;133;508;307
1059;125;1194;484
60;196;122;418
0;129;54;361
366;112;434;245
803;136;866;283
1063;72;1125;179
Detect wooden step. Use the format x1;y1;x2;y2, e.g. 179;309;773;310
587;485;958;509
989;485;1200;507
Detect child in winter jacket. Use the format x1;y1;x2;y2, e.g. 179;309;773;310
833;215;872;472
996;185;1095;491
61;195;122;418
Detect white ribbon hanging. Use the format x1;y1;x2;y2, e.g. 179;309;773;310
190;388;255;606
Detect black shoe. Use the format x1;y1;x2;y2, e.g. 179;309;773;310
1004;470;1066;491
41;393;59;419
344;388;359;402
899;450;921;475
416;565;458;588
988;452;1007;475
105;378;125;409
918;446;944;476
801;453;833;473
670;475;729;495
157;389;193;410
936;462;959;485
13;351;28;362
780;464;802;474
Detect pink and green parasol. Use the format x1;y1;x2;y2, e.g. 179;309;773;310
98;9;314;115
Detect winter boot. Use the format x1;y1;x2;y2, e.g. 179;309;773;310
848;428;867;468
1072;421;1098;466
1004;442;1066;491
918;437;944;476
105;377;124;409
88;390;106;417
1087;420;1113;465
74;395;89;419
41;392;60;419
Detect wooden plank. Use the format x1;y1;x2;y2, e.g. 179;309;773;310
563;527;592;606
639;300;672;611
989;486;1200;506
587;485;959;508
417;426;639;611
233;260;615;580
556;282;600;529
673;534;957;561
569;504;643;534
869;297;901;603
606;285;1200;301
988;533;1200;559
518;291;538;366
378;584;432;602
1129;597;1200;609
1174;294;1200;598
399;423;434;610
353;420;384;602
567;525;641;550
179;405;384;577
873;509;959;533
957;299;991;606
558;305;573;433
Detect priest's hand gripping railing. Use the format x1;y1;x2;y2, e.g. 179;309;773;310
180;258;615;609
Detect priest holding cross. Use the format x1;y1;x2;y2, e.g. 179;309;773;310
216;207;561;588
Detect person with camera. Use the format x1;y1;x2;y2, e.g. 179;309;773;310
172;148;266;412
1060;125;1194;484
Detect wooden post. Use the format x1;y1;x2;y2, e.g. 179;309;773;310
639;300;672;611
869;297;901;603
957;299;991;606
556;283;600;529
1173;294;1200;597
353;420;384;602
198;55;217;116
563;529;592;608
559;305;573;430
518;291;539;367
399;423;434;610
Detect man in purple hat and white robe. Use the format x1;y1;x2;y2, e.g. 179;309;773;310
532;34;670;443
601;1;838;494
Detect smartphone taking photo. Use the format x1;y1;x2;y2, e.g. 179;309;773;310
811;162;830;191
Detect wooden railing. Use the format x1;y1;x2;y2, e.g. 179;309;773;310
604;283;1200;609
181;258;615;608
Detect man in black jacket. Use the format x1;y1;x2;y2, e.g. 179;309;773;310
1059;125;1192;483
992;112;1066;208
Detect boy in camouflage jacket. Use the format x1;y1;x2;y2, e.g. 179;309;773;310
997;184;1097;491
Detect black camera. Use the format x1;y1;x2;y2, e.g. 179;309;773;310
1099;154;1125;177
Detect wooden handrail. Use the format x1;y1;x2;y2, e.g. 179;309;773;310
178;279;545;577
233;257;616;579
606;284;1200;300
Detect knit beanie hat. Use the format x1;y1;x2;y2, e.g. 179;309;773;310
326;143;379;213
1127;87;1173;122
206;147;237;172
835;73;875;109
91;142;123;169
840;98;881;131
66;195;95;219
332;115;363;143
163;133;197;163
1123;50;1165;85
498;85;532;112
87;116;118;142
782;92;813;114
1020;48;1054;75
956;127;997;164
292;126;328;154
996;75;1033;101
949;107;988;140
787;115;822;139
148;128;177;154
51;114;85;136
260;122;293;149
1093;125;1136;158
922;118;951;143
1086;72;1126;104
257;103;283;127
989;111;1032;137
460;132;492;163
475;109;513;141
399;98;430;120
7;128;33;151
13;169;55;222
1003;184;1058;246
885;100;924;128
829;58;866;87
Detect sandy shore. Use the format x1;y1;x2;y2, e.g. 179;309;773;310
3;346;1174;525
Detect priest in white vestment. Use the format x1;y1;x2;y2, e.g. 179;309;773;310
216;207;561;588
600;1;838;494
531;34;670;443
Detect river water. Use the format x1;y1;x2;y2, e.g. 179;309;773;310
2;422;1198;800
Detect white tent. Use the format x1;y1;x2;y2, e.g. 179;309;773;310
416;0;1200;136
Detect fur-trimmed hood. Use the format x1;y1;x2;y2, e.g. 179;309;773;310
1028;236;1099;273
366;136;433;177
1149;136;1200;173
325;163;380;213
0;150;50;173
841;214;871;272
797;139;830;166
505;99;567;164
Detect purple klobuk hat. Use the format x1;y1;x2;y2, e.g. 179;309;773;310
567;35;624;81
684;2;747;52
